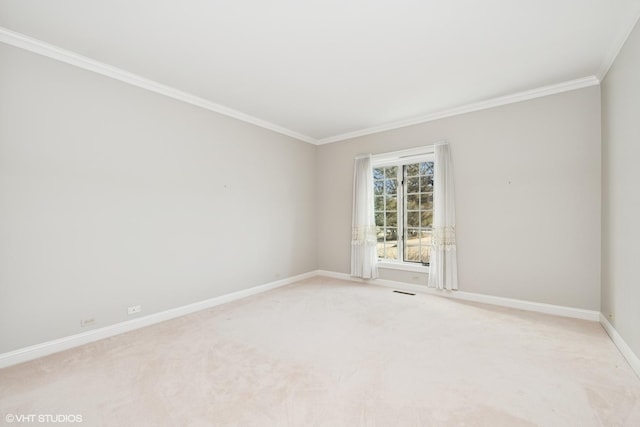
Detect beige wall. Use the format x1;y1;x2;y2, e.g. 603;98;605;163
602;21;640;357
0;44;317;353
0;36;610;355
317;86;601;310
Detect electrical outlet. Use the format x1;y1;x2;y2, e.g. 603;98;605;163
127;305;142;315
80;318;95;327
608;313;614;320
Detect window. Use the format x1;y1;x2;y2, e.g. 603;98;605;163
372;149;434;268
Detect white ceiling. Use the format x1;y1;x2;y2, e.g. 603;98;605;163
1;1;640;144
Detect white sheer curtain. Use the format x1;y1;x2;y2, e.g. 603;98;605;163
428;142;458;290
351;154;378;279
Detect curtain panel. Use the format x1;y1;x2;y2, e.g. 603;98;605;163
428;143;458;290
351;154;379;279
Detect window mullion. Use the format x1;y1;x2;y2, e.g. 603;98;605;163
399;166;405;263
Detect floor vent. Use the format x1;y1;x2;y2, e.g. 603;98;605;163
393;290;415;296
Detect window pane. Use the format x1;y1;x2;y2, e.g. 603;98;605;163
404;229;432;263
420;162;434;175
382;245;390;259
420;193;433;210
419;230;432;246
406;163;419;176
376;227;385;258
374;180;384;195
407;211;419;227
404;229;420;262
385;244;398;260
406;194;419;210
385;228;398;261
405;249;420;262
386;211;397;227
385;195;397;210
386;227;398;241
375;212;384;227
385;166;397;178
375;196;384;211
420;176;434;192
373;164;399;262
385;179;397;194
420;246;431;263
421;211;433;227
407;177;419;193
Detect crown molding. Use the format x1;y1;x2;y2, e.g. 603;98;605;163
1;27;602;147
596;11;640;81
0;27;317;144
316;76;600;145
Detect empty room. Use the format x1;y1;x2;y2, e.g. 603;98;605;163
1;1;640;426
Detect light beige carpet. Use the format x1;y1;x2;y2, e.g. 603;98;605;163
1;276;639;426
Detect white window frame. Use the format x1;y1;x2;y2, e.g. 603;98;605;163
371;145;438;273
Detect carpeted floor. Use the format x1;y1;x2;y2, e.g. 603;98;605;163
1;276;639;426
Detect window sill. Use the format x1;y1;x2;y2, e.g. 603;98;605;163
377;261;429;273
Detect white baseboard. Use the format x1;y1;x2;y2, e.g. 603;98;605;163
320;270;640;378
599;314;640;379
0;271;316;369
0;269;621;370
315;270;600;321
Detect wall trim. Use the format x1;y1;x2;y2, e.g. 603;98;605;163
316;270;600;321
596;12;640;81
0;26;316;145
323;270;640;376
1;27;602;147
2;270;624;370
0;271;316;369
599;314;640;379
316;76;600;145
